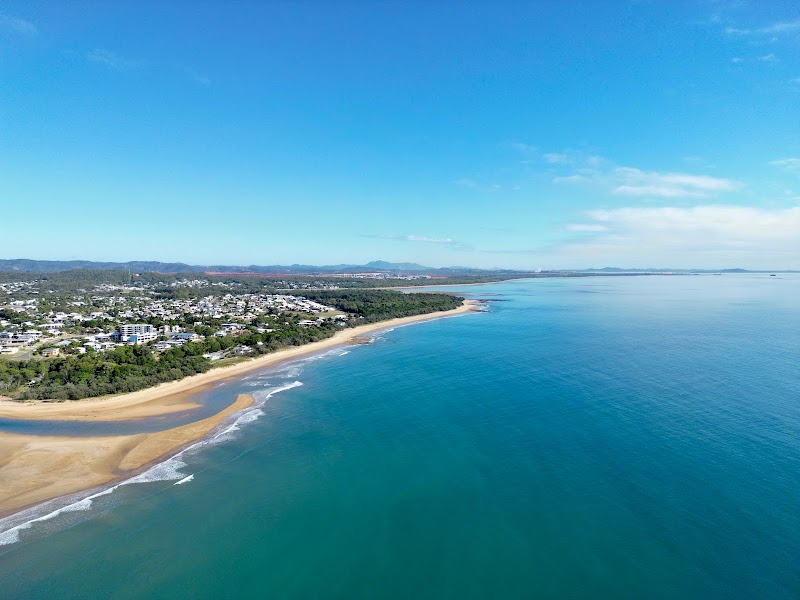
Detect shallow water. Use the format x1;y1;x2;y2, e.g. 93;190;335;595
0;275;798;599
0;381;249;436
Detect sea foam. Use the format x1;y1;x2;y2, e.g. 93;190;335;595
0;335;367;546
0;380;303;547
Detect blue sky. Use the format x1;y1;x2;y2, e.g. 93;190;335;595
1;1;799;269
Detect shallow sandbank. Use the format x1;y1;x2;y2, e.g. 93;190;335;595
0;393;254;518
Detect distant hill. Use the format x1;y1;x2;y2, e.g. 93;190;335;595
0;258;520;276
364;260;429;272
2;259;794;276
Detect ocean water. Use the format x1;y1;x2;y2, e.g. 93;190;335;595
0;275;798;599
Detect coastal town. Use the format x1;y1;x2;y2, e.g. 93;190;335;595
0;277;347;360
0;272;463;400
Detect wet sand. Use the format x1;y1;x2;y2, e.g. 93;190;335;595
0;394;254;517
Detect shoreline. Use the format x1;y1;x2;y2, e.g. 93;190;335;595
0;300;479;423
0;393;254;520
0;300;479;521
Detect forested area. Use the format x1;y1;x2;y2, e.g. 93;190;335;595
294;290;463;322
1;320;339;400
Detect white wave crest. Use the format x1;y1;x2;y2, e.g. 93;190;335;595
0;381;304;547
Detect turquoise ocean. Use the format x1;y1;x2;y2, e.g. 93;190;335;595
0;275;798;599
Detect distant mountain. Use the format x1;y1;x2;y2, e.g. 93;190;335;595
0;258;518;276
3;259;793;276
364;260;430;271
0;259;207;274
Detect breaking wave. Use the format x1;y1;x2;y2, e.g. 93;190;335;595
0;381;303;547
0;333;373;547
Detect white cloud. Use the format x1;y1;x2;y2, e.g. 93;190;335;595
612;168;739;198
770;158;800;173
180;65;210;86
454;177;478;188
401;235;456;244
682;156;710;166
454;178;503;192
725;27;750;36
758;53;779;63
552;205;800;269
543;153;570;164
87;49;140;70
539;148;606;171
0;13;37;35
510;142;537;153
365;234;470;250
565;224;608;232
553;174;592;185
614;185;708;198
554;164;739;199
725;19;800;37
760;19;800;34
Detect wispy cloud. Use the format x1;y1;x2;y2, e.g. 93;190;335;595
363;234;471;250
553;174;592;185
551;205;800;269
725;18;800;37
509;142;537;153
613;168;739;198
543;153;570;164
177;64;211;86
454;178;478;188
453;177;504;192
770;158;800;173
758;53;779;63
759;19;800;35
86;49;141;70
553;163;740;199
0;13;37;35
682;155;714;167
565;224;608;232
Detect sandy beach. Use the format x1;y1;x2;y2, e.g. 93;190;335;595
0;301;478;518
0;300;478;422
0;393;254;517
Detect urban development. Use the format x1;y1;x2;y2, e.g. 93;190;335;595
0;272;464;400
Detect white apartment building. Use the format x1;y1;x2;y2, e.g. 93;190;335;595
118;324;158;344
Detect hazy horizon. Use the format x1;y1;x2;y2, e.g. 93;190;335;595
2;256;800;273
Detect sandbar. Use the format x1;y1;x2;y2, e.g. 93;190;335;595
0;393;254;517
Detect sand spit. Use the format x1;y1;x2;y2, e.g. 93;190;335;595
0;393;254;517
